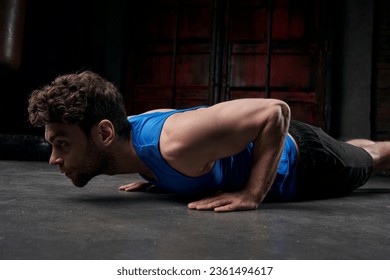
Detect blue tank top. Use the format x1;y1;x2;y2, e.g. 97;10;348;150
129;107;297;201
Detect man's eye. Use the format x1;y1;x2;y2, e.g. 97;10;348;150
56;141;68;148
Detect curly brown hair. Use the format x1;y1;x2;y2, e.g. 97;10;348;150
28;71;131;140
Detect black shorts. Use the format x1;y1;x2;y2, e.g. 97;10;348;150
288;121;374;200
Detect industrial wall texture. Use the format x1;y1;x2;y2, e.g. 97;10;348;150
373;0;390;140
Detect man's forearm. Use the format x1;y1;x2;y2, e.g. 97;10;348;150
244;103;290;204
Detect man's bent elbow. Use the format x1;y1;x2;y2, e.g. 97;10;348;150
278;101;290;120
265;101;290;136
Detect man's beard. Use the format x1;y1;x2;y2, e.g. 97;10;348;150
71;139;113;187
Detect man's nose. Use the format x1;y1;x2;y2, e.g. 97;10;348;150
49;151;63;165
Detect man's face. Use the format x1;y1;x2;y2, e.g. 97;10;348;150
45;123;109;187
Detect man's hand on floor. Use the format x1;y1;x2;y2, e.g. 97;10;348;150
188;190;259;212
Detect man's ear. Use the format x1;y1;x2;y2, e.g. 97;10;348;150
96;120;115;146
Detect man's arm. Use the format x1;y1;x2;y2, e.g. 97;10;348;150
160;98;290;212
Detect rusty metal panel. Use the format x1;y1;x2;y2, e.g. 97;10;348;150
230;9;268;41
132;55;173;85
125;0;326;125
179;6;213;39
176;54;211;86
129;86;172;114
126;0;214;113
224;0;323;125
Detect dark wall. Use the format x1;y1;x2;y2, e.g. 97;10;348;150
372;0;390;140
0;0;387;143
0;0;126;136
330;0;374;139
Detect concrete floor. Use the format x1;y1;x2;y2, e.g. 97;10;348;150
0;160;389;260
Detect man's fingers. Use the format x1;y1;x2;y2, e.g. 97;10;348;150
214;204;236;212
188;197;232;211
187;198;209;209
215;202;258;212
188;193;259;212
119;182;148;192
118;184;137;191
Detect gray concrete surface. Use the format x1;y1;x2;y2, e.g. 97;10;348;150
0;160;389;260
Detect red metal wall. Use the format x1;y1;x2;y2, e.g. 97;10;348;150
125;0;327;125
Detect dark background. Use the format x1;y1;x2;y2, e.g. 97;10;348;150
0;0;389;160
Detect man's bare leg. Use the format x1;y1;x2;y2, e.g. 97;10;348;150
346;139;376;147
346;139;390;173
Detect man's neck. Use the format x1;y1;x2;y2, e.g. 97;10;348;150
110;137;156;179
